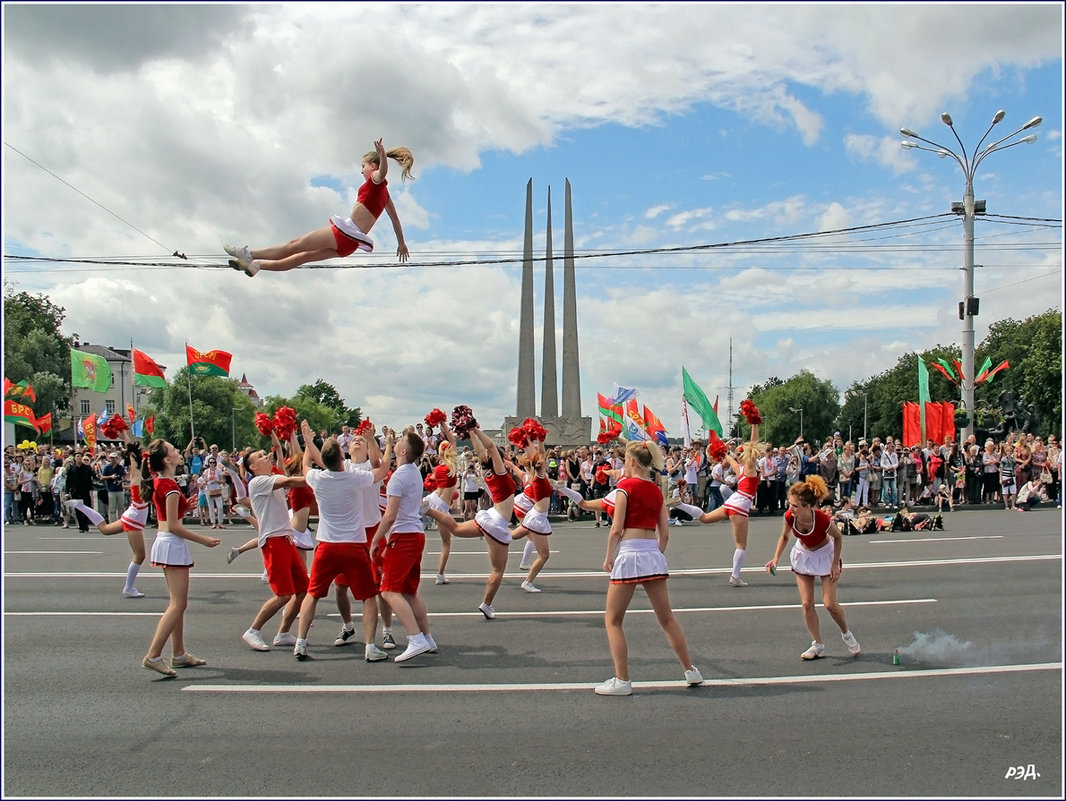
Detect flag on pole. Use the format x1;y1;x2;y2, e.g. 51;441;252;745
917;357;931;441
681;366;723;436
4;399;37;431
625;398;649;441
930;358;959;385
611;383;639;405
977;359;1009;384
131;419;144;438
642;403;669;446
132;349;168;388
82;415;98;450
144;415;155;436
4;379;37;403
126;403;137;423
597;392;624;430
680;395;692;447
71;349;112;392
186;345;232;377
35;412;52;435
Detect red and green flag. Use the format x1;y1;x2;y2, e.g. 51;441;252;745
186;345;232;377
35;412;53;435
133;349;167;388
71;348;112;392
977;359;1009;384
4;378;37;403
4;399;37;431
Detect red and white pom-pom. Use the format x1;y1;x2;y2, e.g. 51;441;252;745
706;430;728;462
354;419;373;437
99;414;129;441
450;405;478;438
740;399;763;426
425;408;446;428
508;427;528;449
254;412;274;436
522;417;548;443
272;406;298;440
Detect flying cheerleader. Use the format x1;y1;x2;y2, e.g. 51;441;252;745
224;139;413;277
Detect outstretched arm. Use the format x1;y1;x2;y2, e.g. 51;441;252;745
383;199;408;262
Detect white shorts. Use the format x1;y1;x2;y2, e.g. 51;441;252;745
790;538;835;577
610;538;668;584
150;531;192;568
424;492;451;515
120;502;150;532
512;493;534;518
519;508;551;535
723;490;754;517
475;507;512;545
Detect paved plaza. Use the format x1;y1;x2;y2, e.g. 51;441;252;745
3;508;1062;798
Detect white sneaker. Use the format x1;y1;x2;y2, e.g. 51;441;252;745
365;644;388;662
242;629;270;651
521;581;541;593
224;244;253;267
729;576;748;587
228;257;260;277
122;588;145;598
227;547;240;564
841;631;861;656
595;677;633;696
394;634;432;662
800;640;825;660
684;666;704;686
478;602;496;620
435;574;449;585
273;632;296;647
518;561;532;570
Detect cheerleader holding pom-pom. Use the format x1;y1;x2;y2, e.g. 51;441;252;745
692;401;764;587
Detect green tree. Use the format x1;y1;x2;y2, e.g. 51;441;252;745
747;371;840;445
2;283;72;417
295;379;362;430
140;368;259;451
259;394;337;442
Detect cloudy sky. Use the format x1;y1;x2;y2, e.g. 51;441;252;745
2;3;1062;438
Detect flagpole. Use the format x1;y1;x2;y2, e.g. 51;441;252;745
129;338;136;419
185;341;196;441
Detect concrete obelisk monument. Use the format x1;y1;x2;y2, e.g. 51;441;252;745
504;178;592;449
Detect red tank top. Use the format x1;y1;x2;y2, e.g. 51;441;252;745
288;484;315;513
485;470;518;504
524;475;553;503
433;464;457;489
357;178;389;218
784;508;831;549
153;477;187;522
617;476;662;530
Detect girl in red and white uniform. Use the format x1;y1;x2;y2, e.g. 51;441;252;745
696;417;764;587
766;475;860;661
225;139;413;277
510;436;557;593
64;432;150;598
141;440;221;678
596;440;703;696
420;419;457;584
420;417;526;620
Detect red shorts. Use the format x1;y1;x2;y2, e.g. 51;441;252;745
329;217;374;257
262;536;310;597
335;525;381;586
307;541;378;600
379;532;425;596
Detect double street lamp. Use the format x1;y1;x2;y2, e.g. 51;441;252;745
900;109;1041;441
788;406;804;439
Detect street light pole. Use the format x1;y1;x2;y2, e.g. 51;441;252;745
901;110;1041;441
788;406;803;439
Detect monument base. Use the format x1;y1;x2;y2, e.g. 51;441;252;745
502;416;592;450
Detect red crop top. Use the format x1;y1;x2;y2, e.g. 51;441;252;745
784;508;832;549
153;477;187;523
617;476;662;530
357;178;389;219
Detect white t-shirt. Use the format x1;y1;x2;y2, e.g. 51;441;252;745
305;466;375;543
248;474;298;547
349;459;383;526
386;462;425;535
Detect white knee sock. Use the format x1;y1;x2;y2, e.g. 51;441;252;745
124;561;141;592
677;502;704;520
556;486;583;504
72;502;105;527
522;539;536;563
732;548;746;579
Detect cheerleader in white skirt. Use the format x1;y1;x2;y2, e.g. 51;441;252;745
595;441;703;697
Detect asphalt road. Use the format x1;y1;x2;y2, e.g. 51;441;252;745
3;507;1062;799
